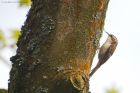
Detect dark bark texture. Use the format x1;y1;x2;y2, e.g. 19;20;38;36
9;0;110;93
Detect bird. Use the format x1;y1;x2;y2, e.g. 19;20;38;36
90;31;118;77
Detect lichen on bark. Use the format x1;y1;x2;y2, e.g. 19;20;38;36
8;0;110;93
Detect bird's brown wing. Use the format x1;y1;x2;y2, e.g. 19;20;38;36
103;43;117;63
98;43;117;66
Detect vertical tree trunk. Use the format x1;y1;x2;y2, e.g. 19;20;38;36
9;0;110;93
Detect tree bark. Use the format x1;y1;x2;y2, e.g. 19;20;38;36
9;0;110;93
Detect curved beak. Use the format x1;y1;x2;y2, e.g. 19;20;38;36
105;31;110;35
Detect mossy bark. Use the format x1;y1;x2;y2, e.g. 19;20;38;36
8;0;110;93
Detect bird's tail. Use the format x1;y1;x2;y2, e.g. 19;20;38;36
89;66;99;77
89;61;101;78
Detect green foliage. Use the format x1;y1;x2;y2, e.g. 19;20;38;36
0;89;8;93
0;31;4;41
0;31;6;48
105;87;120;93
19;0;31;7
11;29;21;41
0;29;20;49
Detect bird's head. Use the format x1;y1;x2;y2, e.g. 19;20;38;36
105;31;118;44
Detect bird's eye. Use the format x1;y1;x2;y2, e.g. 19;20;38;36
110;35;113;37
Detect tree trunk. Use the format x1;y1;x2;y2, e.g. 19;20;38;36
8;0;110;93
